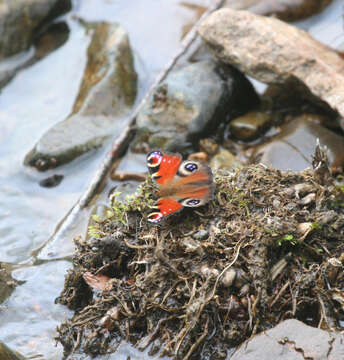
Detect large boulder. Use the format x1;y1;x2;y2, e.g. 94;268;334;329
198;8;344;128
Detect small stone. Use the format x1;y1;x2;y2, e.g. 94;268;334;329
192;229;209;240
221;268;237;287
200;264;219;278
229;111;272;141
199;138;219;156
272;199;281;209
299;193;315;205
39;174;64;188
210;148;243;171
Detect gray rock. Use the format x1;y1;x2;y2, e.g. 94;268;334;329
198;8;344;128
231;319;344;360
132;60;259;152
24;22;137;170
0;0;71;59
252;114;344;171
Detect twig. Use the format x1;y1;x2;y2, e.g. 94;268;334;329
209;240;243;300
269;281;290;308
183;316;209;360
137;315;177;351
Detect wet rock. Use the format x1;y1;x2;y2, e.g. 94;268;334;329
39;174;64;187
0;21;70;90
252;114;344;171
231;319;344;360
0;264;18;304
24;22;137;170
224;0;332;21
210;148;243;171
229;111;272;141
0;0;71;59
132;60;259;153
0;341;25;360
198;8;344;129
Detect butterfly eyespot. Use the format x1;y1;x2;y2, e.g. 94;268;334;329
178;161;198;176
147;151;163;167
180;198;202;207
148;211;163;223
184;162;198;172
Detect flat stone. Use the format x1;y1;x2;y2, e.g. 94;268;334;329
132;60;259;152
231;319;344;360
24;22;137;170
0;0;71;59
252;114;344;171
198;8;344;127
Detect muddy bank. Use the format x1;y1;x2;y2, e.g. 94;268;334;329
56;147;344;359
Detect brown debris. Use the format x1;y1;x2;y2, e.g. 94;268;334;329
56;164;344;359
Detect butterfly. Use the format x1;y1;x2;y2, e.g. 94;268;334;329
146;150;214;223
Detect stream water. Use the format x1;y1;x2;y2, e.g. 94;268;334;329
0;0;343;358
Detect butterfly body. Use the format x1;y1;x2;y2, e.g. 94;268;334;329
147;150;214;223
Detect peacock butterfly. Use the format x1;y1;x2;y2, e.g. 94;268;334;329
146;150;214;223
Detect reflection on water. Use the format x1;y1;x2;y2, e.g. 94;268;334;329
0;0;343;358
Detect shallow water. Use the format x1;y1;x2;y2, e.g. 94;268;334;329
0;0;343;358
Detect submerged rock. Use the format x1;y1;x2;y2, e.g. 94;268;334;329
231;319;344;360
252;114;344;171
229;111;273;141
0;0;71;59
132;60;259;153
24;22;137;170
224;0;332;21
198;8;344;129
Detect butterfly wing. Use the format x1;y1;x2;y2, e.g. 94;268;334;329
147;197;183;224
173;160;214;207
147;150;182;185
146;151;214;224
